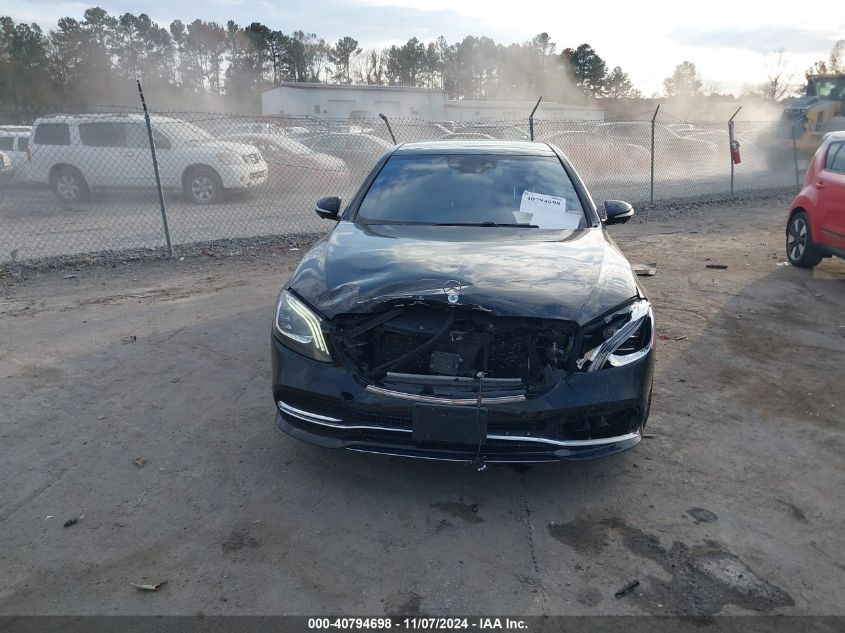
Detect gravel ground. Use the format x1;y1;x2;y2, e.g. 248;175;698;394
0;198;843;617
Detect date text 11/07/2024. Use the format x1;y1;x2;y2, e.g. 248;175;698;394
307;618;529;630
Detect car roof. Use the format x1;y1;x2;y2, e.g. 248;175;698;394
32;113;180;124
394;140;555;156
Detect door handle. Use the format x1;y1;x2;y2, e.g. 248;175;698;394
816;180;825;189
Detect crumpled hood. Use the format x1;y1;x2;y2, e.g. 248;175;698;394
288;222;639;324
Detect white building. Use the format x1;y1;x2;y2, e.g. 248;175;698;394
445;100;603;122
261;83;603;122
261;83;446;120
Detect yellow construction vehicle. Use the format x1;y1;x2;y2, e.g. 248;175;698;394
766;74;845;166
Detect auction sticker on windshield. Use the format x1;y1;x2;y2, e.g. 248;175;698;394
518;191;579;228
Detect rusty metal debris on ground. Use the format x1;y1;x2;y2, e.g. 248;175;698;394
705;264;728;269
132;581;167;591
615;579;640;598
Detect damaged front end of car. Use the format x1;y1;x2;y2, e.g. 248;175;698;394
337;302;569;397
272;287;654;463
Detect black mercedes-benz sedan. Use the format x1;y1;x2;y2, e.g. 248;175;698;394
271;140;654;465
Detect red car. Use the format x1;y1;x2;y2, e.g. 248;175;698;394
787;131;845;267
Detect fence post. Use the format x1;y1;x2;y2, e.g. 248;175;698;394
137;80;172;257
728;106;742;198
378;113;397;144
529;96;542;141
791;115;804;190
650;104;660;204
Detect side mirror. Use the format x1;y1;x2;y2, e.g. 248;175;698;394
604;200;634;225
315;196;341;221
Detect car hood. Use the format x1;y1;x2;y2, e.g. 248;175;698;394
306;152;348;172
287;222;639;324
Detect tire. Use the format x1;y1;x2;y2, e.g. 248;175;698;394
184;167;223;205
51;167;89;203
786;211;823;268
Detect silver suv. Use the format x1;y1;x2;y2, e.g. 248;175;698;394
27;114;267;204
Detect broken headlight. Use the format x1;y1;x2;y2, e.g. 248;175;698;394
578;299;653;372
274;290;332;363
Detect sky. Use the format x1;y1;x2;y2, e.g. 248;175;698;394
4;0;843;96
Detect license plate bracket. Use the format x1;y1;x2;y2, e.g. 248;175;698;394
412;404;487;445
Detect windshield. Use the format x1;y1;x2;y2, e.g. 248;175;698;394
807;77;845;99
154;121;214;144
356;154;588;229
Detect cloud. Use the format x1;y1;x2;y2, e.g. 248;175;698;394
669;25;841;55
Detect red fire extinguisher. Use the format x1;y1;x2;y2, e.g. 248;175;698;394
731;140;741;164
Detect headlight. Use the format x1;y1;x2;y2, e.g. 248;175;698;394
578;299;653;372
274;290;332;362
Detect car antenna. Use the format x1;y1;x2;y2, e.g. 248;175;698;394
378;113;397;144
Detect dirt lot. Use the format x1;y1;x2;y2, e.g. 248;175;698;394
0;200;843;617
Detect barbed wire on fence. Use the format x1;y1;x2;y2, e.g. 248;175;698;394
0;104;791;265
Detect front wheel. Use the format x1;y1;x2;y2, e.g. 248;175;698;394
51;167;89;203
184;167;223;205
786;211;823;268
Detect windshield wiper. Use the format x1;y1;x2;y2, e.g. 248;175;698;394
434;222;539;228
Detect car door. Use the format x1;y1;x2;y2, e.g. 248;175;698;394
818;141;845;250
76;122;120;187
122;122;162;188
146;127;179;189
78;122;137;187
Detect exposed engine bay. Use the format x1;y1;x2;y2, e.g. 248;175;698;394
332;303;580;392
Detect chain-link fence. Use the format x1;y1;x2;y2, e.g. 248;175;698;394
0;103;798;264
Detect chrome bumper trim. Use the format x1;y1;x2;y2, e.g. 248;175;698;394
365;384;526;405
486;431;641;448
277;400;411;433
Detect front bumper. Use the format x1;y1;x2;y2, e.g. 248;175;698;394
219;163;268;189
271;336;654;463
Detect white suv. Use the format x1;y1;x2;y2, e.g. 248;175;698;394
27;114;267;204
